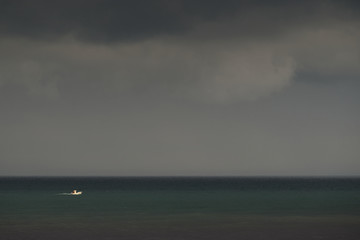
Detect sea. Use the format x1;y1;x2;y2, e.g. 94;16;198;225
1;177;359;240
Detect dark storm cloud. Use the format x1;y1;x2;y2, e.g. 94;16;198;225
1;0;359;42
0;0;238;42
1;0;360;102
0;1;359;176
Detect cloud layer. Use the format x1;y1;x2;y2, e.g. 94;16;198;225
1;1;359;102
0;0;359;176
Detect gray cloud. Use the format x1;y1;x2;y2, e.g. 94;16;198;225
1;0;359;42
0;0;359;176
0;0;243;42
0;36;295;102
1;14;359;102
1;80;359;176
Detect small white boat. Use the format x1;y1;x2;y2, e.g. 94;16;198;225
70;190;82;195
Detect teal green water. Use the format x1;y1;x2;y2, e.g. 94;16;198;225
2;177;360;217
1;177;360;239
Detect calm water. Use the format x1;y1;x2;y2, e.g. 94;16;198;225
1;177;360;239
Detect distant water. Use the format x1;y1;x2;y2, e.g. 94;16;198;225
1;177;360;240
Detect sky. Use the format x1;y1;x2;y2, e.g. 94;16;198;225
0;0;359;176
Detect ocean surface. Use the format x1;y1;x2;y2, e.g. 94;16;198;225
1;177;360;240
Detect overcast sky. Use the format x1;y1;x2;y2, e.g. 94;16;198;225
0;0;359;176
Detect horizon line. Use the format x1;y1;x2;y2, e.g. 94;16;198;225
1;175;359;178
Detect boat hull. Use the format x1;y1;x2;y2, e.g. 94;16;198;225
70;192;82;195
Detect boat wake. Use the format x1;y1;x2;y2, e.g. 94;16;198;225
57;190;83;195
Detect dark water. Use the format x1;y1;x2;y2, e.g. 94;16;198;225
1;177;360;239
